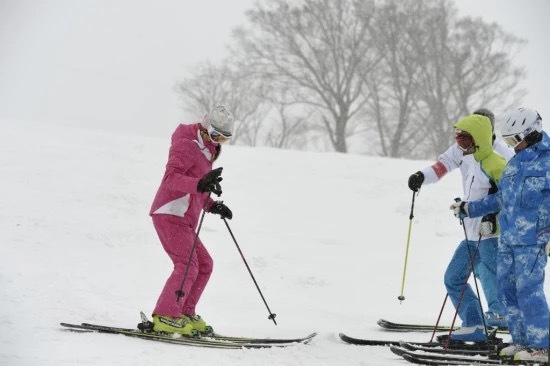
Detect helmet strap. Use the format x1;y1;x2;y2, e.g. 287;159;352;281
199;127;213;143
524;130;543;148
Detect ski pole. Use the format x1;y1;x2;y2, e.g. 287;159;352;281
222;217;277;325
398;190;418;303
452;198;487;329
432;215;486;344
175;194;211;302
445;235;484;349
462;236;486;323
457;205;488;332
429;293;450;343
444;216;489;348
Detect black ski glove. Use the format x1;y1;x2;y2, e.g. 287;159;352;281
408;171;424;192
197;167;223;196
209;201;232;220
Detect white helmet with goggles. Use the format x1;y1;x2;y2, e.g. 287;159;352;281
501;107;542;148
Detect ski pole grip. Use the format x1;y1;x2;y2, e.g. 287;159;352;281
454;197;465;225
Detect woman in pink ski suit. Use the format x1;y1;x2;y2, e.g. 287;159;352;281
149;106;234;334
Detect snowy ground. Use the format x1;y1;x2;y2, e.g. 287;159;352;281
5;119;544;365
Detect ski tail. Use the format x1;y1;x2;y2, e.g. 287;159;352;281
377;319;509;334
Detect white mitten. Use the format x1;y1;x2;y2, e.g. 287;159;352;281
449;200;469;219
479;221;493;236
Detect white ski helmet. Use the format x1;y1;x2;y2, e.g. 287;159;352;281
202;105;234;137
500;107;542;147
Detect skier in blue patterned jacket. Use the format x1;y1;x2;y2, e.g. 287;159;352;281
450;107;550;362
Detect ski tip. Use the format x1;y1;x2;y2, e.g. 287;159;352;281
389;344;407;356
298;332;318;340
338;333;355;342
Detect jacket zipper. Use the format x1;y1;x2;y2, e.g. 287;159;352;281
466;175;475;200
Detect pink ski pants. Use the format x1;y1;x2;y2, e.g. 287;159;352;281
152;215;213;317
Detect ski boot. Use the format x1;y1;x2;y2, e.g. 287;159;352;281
152;314;198;336
184;314;214;335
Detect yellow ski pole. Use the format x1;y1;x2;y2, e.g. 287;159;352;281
398;190;417;303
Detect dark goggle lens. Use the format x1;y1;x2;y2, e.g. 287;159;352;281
455;131;473;151
502;134;523;148
210;129;231;142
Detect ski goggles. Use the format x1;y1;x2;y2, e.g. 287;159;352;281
502;133;525;148
502;118;542;148
208;125;232;143
455;129;474;152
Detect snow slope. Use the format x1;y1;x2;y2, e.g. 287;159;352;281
2;119;533;365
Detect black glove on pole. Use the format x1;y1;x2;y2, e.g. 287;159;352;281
209;201;233;219
222;217;277;325
408;171;424;192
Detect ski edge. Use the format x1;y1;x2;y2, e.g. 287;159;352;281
338;333;440;347
401;352;509;366
398;341;500;356
378;318;509;334
391;345;504;363
61;322;316;348
79;321;317;344
60;322;253;349
378;318;455;332
338;332;400;346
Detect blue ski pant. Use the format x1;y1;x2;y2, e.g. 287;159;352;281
444;238;499;327
475;260;503;315
498;244;549;348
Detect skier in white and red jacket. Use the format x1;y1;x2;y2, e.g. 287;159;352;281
407;109;514;331
149;105;234;335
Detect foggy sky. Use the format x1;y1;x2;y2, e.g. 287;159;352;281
0;0;548;138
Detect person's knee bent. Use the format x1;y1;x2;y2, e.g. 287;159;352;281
199;253;213;275
174;258;199;280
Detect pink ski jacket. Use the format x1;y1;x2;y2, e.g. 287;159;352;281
149;123;219;229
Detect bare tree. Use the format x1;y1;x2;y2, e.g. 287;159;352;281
360;0;526;158
177;61;270;145
232;0;381;152
177;0;527;159
177;62;232;116
415;6;527;156
362;1;429;158
260;86;312;149
402;0;459;158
